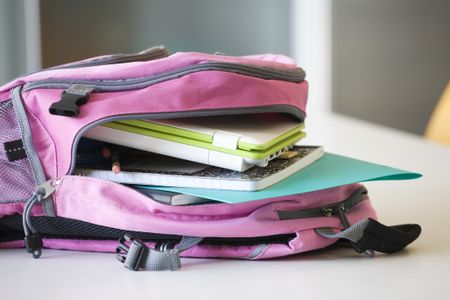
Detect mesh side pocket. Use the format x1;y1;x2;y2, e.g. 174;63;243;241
0;100;36;203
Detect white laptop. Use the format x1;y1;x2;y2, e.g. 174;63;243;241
83;113;305;171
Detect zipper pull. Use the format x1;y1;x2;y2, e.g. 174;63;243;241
23;179;60;258
335;204;350;228
334;203;375;257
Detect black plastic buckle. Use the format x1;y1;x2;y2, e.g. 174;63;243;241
49;85;93;117
49;92;87;117
116;235;149;271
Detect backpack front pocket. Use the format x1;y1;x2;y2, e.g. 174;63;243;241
0;99;36;205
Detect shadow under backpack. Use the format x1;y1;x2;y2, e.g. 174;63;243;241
0;46;421;271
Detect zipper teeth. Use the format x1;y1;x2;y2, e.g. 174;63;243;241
0;214;295;246
37;234;295;246
0;234;294;247
67;105;304;175
327;186;368;213
276;187;368;220
23;62;305;92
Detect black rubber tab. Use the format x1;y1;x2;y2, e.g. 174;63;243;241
49;92;89;117
355;218;422;254
3;139;27;161
24;233;43;258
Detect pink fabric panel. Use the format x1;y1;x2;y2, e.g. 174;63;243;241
0;202;44;218
0;52;300;94
181;244;265;259
23;73;307;178
0;232;350;260
241;53;297;65
0;90;12;102
0;238;265;260
257;231;338;259
0;238;285;260
0;240;24;249
43;239;119;253
52;176;376;239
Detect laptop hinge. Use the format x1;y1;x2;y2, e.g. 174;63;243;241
212;131;241;150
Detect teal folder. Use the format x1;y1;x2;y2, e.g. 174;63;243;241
138;153;422;204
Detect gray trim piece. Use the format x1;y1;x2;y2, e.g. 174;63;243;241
246;244;268;259
67;105;305;175
174;236;204;252
11;87;42;184
23;62;306;92
11;87;55;216
314;219;370;243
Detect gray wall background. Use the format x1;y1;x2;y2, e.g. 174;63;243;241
1;0;449;136
332;0;450;135
0;0;27;84
40;0;291;67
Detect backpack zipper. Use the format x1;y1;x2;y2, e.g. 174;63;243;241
277;186;373;255
64;105;304;176
5;213;294;247
276;186;368;221
17;184;367;258
17;61;306;178
22;179;60;258
15;58;307;255
23;61;305;92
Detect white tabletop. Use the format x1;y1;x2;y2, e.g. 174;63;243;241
1;112;450;300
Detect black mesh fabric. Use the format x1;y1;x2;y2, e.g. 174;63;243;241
0;215;295;246
0;214;180;241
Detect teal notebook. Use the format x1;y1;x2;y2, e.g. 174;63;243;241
137;153;422;203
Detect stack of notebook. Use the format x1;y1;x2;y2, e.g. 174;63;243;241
75;113;419;206
75;113;325;204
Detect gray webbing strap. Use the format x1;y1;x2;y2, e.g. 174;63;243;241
144;249;181;271
314;219;370;243
175;236;204;251
117;235;203;271
143;236;204;271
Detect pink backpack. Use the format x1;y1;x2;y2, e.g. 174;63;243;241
0;46;420;271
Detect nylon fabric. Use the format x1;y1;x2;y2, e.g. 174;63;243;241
122;235;203;271
0;100;35;203
175;236;204;251
145;249;181;271
141;236;203;271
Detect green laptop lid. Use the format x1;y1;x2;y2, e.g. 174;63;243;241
105;114;305;159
